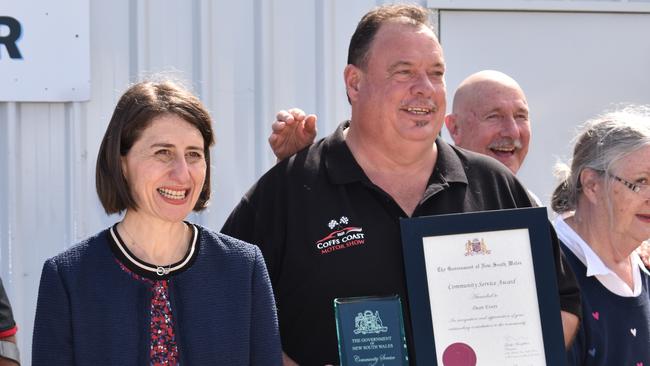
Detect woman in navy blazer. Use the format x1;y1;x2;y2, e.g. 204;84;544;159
32;80;281;365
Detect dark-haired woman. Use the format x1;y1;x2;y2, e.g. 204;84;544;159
32;80;281;365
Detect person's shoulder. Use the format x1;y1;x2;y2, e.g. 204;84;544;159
274;135;328;175
446;144;532;206
41;229;112;281
47;229;111;266
273;121;348;175
196;225;261;261
242;133;330;202
449;144;515;179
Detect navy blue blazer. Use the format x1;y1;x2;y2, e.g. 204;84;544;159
32;225;281;365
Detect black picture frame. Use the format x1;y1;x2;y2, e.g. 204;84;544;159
400;207;566;366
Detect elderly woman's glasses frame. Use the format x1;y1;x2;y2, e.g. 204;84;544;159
609;173;650;198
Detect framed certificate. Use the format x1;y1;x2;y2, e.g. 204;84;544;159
400;207;566;366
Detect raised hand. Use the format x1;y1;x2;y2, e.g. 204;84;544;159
269;108;318;161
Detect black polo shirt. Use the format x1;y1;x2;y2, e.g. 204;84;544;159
222;121;581;365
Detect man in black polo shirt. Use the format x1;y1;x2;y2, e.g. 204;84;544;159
221;4;581;365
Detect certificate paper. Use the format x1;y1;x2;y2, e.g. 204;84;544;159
424;229;544;365
400;207;566;366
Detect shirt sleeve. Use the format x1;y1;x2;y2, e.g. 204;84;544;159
32;259;74;366
221;197;257;246
550;224;582;319
221;173;288;287
249;247;282;365
0;278;17;338
512;176;581;319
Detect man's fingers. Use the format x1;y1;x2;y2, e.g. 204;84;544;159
303;114;318;135
271;120;286;133
276;110;295;124
288;107;306;121
268;133;286;154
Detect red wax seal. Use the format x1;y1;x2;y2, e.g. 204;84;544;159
442;342;477;366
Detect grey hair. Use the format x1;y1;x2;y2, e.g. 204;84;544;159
551;105;650;213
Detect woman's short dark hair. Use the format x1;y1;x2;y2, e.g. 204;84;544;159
96;80;215;214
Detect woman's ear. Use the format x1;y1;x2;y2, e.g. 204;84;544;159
579;168;602;203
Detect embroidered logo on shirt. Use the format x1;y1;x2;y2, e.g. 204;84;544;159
315;216;365;255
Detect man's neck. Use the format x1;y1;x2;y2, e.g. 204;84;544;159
344;123;437;169
344;126;437;216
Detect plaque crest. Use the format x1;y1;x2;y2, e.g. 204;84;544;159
335;296;408;365
354;310;389;335
464;238;491;256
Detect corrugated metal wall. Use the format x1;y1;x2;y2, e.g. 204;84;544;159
0;0;409;361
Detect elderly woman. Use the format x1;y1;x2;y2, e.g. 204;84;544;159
32;80;281;365
551;106;650;365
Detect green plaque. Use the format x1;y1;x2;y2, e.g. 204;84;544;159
334;295;408;366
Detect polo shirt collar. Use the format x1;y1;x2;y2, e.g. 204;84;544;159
430;136;468;186
324;120;468;190
324;121;366;184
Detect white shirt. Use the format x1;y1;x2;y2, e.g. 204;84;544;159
553;214;646;297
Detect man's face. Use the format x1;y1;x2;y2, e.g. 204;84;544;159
448;82;530;173
348;21;446;145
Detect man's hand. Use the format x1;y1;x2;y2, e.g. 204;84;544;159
269;108;317;161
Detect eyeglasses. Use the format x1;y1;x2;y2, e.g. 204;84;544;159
609;173;650;198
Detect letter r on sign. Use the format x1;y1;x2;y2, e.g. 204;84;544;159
0;16;23;59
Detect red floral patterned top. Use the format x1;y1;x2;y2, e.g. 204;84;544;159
109;223;198;366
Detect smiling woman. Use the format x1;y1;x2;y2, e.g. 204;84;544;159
551;105;650;365
31;80;282;366
120;115;207;228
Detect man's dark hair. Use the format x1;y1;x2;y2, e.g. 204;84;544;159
347;4;432;69
96;80;215;214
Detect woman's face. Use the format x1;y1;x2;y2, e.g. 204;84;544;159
606;145;650;245
121;114;206;223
